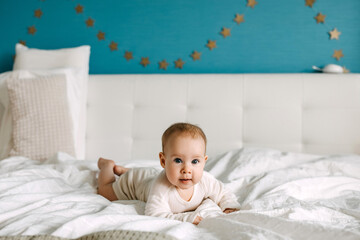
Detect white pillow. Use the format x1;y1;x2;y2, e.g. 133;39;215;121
0;68;85;160
7;74;76;161
11;44;90;159
13;44;90;72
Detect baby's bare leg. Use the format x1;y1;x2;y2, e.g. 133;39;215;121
97;158;128;201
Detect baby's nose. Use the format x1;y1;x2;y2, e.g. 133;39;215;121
181;168;191;174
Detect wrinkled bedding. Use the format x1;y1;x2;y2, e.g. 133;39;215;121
0;148;359;240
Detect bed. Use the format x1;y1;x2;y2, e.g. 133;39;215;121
0;45;360;240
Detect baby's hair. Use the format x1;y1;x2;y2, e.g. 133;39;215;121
161;122;207;152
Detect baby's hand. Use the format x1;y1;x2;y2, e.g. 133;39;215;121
223;208;238;214
193;215;203;225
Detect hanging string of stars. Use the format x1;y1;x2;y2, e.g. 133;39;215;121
20;0;349;72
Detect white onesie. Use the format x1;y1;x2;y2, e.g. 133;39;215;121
112;168;240;223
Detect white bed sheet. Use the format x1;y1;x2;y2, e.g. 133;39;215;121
0;148;359;240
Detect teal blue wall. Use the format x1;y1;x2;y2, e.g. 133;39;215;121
0;0;359;73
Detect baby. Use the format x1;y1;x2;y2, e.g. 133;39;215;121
97;122;240;225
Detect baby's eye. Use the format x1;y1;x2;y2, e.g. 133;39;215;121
192;159;199;164
174;158;182;163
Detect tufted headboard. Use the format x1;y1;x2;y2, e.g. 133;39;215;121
85;74;360;161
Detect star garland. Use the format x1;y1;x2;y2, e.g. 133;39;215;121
69;0;255;70
19;0;254;71
19;0;349;72
305;0;349;72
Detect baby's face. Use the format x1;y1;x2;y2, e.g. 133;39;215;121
160;133;208;190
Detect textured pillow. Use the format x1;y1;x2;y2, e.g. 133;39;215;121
7;74;75;161
11;44;90;159
0;68;85;160
0;71;13;159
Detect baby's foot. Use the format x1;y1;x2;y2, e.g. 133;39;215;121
98;157;128;176
114;165;129;176
97;157;115;170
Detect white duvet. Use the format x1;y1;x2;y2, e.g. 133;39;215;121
0;148;359;240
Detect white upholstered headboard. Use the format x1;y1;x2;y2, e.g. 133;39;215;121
85;74;360;161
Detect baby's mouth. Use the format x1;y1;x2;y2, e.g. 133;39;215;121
180;179;192;183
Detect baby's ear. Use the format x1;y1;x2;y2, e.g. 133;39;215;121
159;152;166;168
205;155;208;162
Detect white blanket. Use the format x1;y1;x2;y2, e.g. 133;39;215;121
0;148;359;240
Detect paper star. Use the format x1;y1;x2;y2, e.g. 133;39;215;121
190;51;201;61
124;51;133;61
305;0;316;7
86;18;95;27
34;9;42;18
109;41;118;51
19;40;26;46
159;60;169;70
314;13;326;24
97;31;105;40
329;28;341;40
247;0;258;8
140;57;150;67
234;14;245;25
333;50;344;61
174;59;185;69
206;40;217;50
27;25;37;35
75;4;84;14
220;27;231;38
